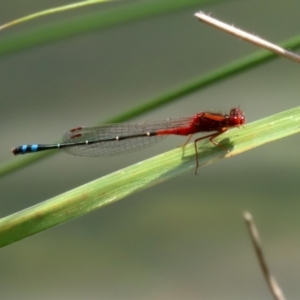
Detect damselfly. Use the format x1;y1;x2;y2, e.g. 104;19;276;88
12;108;245;173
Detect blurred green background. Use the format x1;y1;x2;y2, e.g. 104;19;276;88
1;0;300;299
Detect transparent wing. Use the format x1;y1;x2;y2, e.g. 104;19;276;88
62;117;192;157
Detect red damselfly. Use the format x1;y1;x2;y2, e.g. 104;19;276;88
12;108;245;173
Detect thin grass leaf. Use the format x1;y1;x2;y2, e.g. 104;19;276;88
1;106;300;248
0;0;223;57
0;0;114;30
1;35;300;179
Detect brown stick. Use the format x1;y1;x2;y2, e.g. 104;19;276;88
194;12;300;64
243;212;287;300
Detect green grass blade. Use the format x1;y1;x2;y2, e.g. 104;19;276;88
0;0;113;30
1;106;300;248
0;0;223;57
1;35;300;179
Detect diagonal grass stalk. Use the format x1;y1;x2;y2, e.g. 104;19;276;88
0;106;300;248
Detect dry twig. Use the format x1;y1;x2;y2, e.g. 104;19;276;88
195;11;300;64
244;212;286;300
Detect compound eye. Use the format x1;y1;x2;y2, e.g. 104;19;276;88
229;108;246;125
